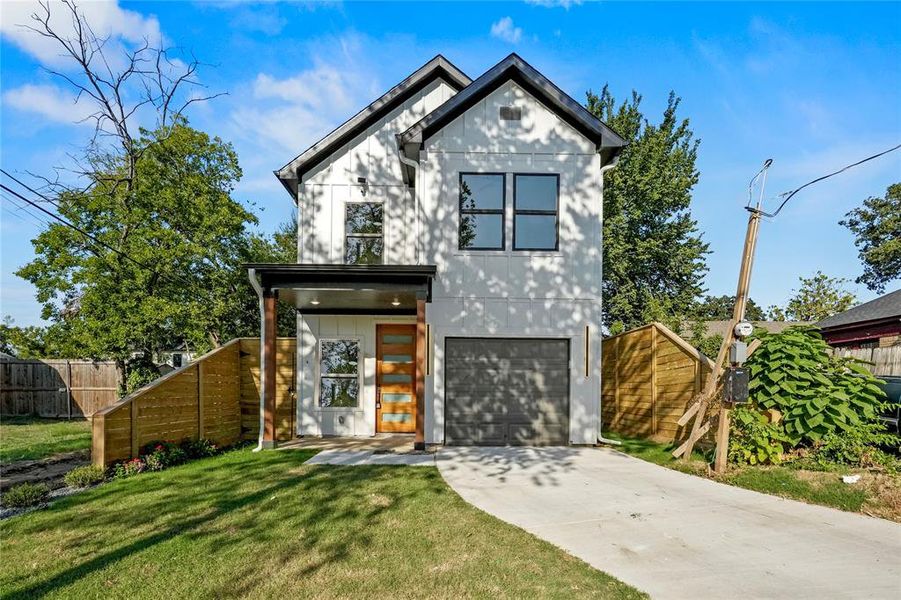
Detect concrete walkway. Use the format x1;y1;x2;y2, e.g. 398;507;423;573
304;450;435;466
437;446;901;600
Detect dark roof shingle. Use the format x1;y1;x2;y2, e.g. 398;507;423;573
817;288;901;329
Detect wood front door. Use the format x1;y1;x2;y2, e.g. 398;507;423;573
376;324;417;433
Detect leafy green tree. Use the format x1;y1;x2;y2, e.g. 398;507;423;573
694;295;766;321
839;183;901;293
784;271;857;322
765;305;787;321
0;317;76;359
587;87;709;333
17;124;257;389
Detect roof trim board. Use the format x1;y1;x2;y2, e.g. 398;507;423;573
274;55;471;198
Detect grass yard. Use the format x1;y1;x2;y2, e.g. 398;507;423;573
609;434;901;522
0;448;644;599
0;417;92;463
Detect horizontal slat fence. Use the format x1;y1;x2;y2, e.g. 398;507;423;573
92;338;296;467
830;346;901;376
602;322;714;443
1;359;118;418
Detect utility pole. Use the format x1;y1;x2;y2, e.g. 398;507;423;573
676;160;770;470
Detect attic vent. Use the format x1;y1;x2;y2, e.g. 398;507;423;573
499;106;522;121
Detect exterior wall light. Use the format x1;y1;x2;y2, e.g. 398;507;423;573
391;298;401;306
310;299;320;305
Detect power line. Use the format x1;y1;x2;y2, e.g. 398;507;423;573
757;143;901;218
0;170;61;208
1;192;53;228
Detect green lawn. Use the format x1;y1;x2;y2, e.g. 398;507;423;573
608;434;899;520
0;448;645;599
0;417;92;463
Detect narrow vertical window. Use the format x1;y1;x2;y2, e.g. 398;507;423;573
345;202;383;264
319;339;360;407
459;173;505;250
514;174;559;251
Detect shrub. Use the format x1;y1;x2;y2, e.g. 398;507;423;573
800;424;900;473
113;457;146;478
141;440;187;471
729;406;787;465
747;327;887;445
181;438;219;459
64;465;105;488
3;482;51;508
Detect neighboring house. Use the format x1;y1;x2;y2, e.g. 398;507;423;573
130;344;196;374
817;288;901;349
248;54;626;448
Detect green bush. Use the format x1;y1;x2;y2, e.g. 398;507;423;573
800;424;899;473
181;438;220;459
63;465;105;488
113;457;146;478
729;406;787;465
3;482;51;508
747;326;887;445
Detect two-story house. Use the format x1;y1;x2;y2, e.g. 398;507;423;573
248;54;626;449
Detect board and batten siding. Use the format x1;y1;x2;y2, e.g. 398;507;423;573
297;78;458;265
418;80;604;445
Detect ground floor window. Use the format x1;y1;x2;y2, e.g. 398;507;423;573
319;339;360;407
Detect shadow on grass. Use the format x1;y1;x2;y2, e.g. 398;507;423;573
2;448;448;598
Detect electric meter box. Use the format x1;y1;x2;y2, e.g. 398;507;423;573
725;367;749;403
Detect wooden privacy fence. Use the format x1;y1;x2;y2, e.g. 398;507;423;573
602;322;714;443
831;346;901;377
1;359;118;418
92;337;296;467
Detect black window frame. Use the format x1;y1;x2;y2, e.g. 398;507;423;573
344;201;384;265
513;173;560;251
458;172;506;251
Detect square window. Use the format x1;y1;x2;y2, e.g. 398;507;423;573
319;340;360;407
345;203;383;264
460;173;505;250
514;174;558;250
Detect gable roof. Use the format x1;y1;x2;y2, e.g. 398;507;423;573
275;55;471;197
817;288;901;330
397;53;627;166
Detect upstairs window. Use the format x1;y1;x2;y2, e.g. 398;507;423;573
459;173;505;250
319;339;360;407
514;174;559;251
345;202;383;264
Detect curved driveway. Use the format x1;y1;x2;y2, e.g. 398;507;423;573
437;446;901;600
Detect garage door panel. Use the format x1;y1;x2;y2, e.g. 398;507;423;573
445;338;569;446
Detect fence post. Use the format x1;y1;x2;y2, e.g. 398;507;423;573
651;325;658;437
197;362;204;440
130;399;138;457
65;360;73;420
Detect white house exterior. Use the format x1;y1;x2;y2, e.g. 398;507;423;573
250;54;625;448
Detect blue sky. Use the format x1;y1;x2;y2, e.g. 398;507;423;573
2;1;899;326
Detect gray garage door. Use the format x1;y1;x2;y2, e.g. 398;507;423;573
445;338;570;445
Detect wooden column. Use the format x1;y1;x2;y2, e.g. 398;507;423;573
414;297;427;451
261;289;278;448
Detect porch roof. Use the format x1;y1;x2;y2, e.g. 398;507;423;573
245;264;437;314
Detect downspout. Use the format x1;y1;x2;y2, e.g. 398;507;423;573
597;148;624;447
247;268;266;452
396;138;421;264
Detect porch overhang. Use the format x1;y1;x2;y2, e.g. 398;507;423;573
245;264;437;314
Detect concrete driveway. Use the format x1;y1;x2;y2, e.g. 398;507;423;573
437;446;901;600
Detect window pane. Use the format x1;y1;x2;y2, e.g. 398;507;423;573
460;213;503;249
461;174;503;210
320;377;359;407
382;413;412;423
383;335;413;344
321;340;358;375
382;373;412;383
382;393;412;403
516;175;557;211
345;203;383;234
345;237;383;264
383;354;412;363
515;214;557;250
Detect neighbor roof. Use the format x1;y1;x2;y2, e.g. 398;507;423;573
274;55;471;198
817;288;901;330
398;53;627;164
680;320;812;340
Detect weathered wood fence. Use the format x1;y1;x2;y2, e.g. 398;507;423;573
602;323;714;443
0;359;118;418
92;338;296;467
830;346;901;376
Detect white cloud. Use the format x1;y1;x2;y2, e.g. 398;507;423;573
2;83;94;124
490;17;523;44
0;1;162;68
525;0;583;8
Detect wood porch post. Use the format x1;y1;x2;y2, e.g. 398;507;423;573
261;288;278;449
414;296;427;451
